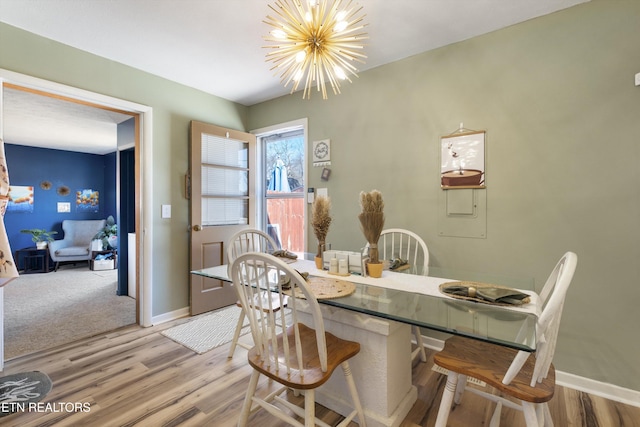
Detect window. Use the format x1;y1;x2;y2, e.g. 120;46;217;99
200;133;249;226
259;127;306;252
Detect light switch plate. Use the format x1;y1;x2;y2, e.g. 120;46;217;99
635;72;640;86
161;204;171;218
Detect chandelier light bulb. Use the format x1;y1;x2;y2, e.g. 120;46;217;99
271;29;287;39
264;0;368;99
334;20;348;32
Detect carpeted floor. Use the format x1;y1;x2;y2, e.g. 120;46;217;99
3;264;136;360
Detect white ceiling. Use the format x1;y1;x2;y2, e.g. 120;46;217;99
3;87;133;155
0;0;589;154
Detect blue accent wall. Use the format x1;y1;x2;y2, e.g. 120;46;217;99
6;144;116;251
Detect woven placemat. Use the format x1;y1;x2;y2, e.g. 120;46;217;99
439;281;531;306
285;276;355;300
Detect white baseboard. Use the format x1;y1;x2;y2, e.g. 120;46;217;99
555;371;640;408
151;306;189;325
422;336;445;352
421;335;640;408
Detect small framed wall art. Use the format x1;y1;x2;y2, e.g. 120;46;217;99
312;139;331;166
441;130;486;189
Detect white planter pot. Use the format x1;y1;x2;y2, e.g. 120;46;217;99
108;235;118;249
91;239;103;251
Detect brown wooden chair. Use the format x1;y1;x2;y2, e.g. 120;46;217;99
433;252;577;427
226;229;280;358
231;252;367;427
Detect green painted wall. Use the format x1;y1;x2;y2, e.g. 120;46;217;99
0;22;249;316
1;0;638;393
248;0;640;392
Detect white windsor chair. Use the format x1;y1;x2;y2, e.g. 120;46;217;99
433;251;578;427
225;228;280;358
231;252;367;427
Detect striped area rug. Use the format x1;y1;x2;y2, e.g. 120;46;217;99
161;305;249;354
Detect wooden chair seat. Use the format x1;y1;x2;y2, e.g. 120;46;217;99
248;323;360;390
434;335;555;403
235;297;286;313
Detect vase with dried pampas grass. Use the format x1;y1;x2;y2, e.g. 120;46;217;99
311;195;332;268
358;190;385;277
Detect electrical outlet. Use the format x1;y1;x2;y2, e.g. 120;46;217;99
636;72;640;87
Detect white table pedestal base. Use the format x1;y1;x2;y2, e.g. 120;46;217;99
298;302;417;427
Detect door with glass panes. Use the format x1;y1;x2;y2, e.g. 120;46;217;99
189;121;256;315
263;129;305;253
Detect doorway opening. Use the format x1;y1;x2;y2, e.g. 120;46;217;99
0;71;152;366
255;119;308;254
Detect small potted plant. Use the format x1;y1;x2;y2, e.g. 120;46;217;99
20;228;58;249
93;215;118;250
311;195;332;269
358;190;385;277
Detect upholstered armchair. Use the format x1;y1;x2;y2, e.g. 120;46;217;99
49;219;106;271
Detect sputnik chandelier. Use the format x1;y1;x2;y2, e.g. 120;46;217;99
264;0;368;99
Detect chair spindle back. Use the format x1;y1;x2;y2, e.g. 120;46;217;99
230;252;328;374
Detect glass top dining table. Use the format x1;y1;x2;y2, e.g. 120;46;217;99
192;258;539;352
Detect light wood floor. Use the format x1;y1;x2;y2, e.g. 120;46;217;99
2;317;639;427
